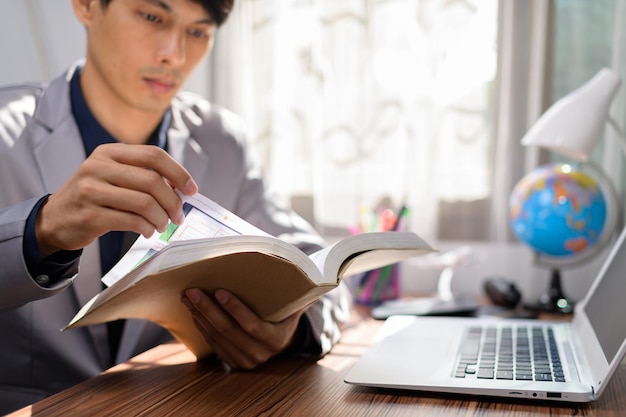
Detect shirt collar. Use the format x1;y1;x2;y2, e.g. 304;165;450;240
69;67;171;157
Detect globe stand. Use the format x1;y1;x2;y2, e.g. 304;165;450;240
525;268;574;314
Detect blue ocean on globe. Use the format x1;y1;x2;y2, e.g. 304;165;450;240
509;163;607;258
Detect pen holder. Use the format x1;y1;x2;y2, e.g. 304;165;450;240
354;263;400;305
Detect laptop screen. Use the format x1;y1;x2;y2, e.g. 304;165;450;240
583;229;626;364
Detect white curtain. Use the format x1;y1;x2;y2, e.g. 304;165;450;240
4;0;623;245
210;0;498;241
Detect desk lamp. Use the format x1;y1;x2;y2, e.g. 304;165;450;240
519;67;625;312
522;68;626;160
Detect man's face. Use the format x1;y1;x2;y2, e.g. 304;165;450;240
77;0;217;114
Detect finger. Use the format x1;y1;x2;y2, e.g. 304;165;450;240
86;207;157;238
94;144;198;195
215;289;303;352
183;289;271;368
195;322;258;370
41;185;159;251
182;290;266;369
101;166;184;227
213;289;273;342
87;181;172;233
189;315;241;369
87;146;190;225
38;206;153;253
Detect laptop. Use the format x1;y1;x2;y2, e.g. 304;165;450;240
344;227;626;403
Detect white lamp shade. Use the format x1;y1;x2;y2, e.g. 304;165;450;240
521;68;622;161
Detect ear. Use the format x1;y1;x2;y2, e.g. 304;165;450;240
71;0;100;27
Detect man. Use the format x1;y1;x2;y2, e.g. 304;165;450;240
0;0;350;413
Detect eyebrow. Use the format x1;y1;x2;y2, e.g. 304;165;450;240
141;0;215;25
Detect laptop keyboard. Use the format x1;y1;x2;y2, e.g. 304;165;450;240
454;325;566;382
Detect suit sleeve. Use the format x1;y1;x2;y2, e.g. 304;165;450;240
0;197;77;312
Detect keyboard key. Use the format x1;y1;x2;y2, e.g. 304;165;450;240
453;324;566;383
496;370;514;380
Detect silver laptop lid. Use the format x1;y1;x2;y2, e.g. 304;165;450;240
571;225;626;399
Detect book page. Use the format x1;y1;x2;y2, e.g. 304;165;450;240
101;192;270;287
308;232;435;283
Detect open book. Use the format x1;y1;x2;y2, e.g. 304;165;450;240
64;193;435;358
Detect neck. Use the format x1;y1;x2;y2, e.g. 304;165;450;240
78;65;166;145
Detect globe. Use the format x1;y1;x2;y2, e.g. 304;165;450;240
509;163;609;260
509;162;618;313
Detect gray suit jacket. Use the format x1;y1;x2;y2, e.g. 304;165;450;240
0;65;350;413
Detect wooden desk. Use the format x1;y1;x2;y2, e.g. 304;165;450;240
9;307;626;416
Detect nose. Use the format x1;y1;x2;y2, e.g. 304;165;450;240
156;29;186;66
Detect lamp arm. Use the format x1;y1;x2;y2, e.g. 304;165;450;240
607;117;626;157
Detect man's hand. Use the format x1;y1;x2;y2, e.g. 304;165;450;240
181;288;305;370
36;144;198;257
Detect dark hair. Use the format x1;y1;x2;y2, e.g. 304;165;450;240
99;0;234;26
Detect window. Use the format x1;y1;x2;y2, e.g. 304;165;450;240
209;0;499;240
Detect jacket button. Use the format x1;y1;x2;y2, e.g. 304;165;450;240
35;275;50;286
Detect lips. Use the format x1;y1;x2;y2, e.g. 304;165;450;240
144;77;177;94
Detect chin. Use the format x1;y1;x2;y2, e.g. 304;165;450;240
135;98;174;114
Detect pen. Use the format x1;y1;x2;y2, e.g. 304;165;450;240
391;204;408;231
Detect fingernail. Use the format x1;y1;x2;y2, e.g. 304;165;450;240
215;290;228;305
186;289;201;304
185;178;198;195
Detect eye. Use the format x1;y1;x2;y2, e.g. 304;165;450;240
142;12;161;23
188;28;210;39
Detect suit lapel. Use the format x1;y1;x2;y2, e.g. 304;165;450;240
31;67;112;367
167;99;210;180
31;69;105;309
